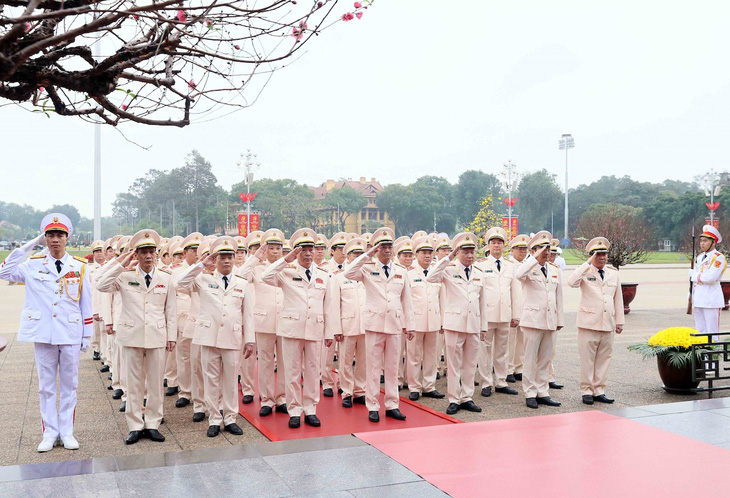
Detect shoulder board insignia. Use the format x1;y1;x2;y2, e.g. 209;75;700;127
476;257;487;262
548;262;559;268
234;274;246;279
393;262;406;269
73;256;88;263
315;266;328;272
472;266;483;272
159;268;171;274
30;255;45;259
170;263;180;269
123;268;136;272
363;261;376;265
606;266;617;271
334;269;343;274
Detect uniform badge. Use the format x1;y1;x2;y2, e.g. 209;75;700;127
414;279;422;282
371;272;380;276
454;274;463;279
394;274;402;279
315;278;324;284
156;284;165;288
588;277;596;281
129;281;140;286
293;277;303;281
473;278;480;282
715;260;722;268
485;270;493;273
208;283;219;289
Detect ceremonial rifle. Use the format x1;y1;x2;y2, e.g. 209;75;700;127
687;226;695;315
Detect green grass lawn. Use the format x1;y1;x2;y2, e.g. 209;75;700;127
562;249;690;265
0;248;90;262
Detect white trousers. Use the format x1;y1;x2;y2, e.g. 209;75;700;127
340;334;366;398
321;337;337;390
257;332;286;407
406;331;438;393
444;330;479;404
202;346;239;426
435;330;447;374
239;347;256;397
34;343;80;438
91;320;101;352
578;328;614;396
191;343;206;413
177;336;192;400
478;322;510;388
164;347;178;388
522;327;557;398
122;346;165;431
694;307;721;339
508;325;524;375
365;331;401;411
281;337;321;417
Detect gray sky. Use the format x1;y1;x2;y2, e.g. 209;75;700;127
3;1;729;217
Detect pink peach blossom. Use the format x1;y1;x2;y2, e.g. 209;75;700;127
354;2;362;8
176;10;187;22
356;12;363;19
121;104;128;110
188;80;196;90
342;12;354;21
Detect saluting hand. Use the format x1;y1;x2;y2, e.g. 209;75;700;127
366;243;380;258
200;252;217;269
254;243;268;260
117;250;136;267
587;252;596;266
284;246;301;263
447;247;460;261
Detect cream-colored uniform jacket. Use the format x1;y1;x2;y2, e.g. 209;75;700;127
344;254;416;334
513;258;564;331
323;258;344;274
426;257;487;334
170;262;192;333
235;255;283;334
408;265;441;333
261;258;334;342
96;261;177;348
566;262;624;332
324;269;366;337
474;256;521;324
176;264;255;349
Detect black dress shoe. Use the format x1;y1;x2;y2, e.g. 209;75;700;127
399;384;408;391
323;388;334;397
408;392;420;401
422;390;445;399
526;398;538;409
146;429;166;442
165;386;179;396
436;372;441;380
175;397;190;408
536;396;561;407
495;386;519;395
368;411;380;422
505;374;516;383
125;431;142;445
164;379;168;388
225;423;243;435
582;395;594;405
260;406;273;416
446;403;460;415
548;381;564;390
275;404;288;414
112;389;124;400
385;409;406;420
207;425;220;437
242;395;254;404
338;388;343;394
514;373;522;381
342;396;353;408
93;351;101;361
593;394;615;404
119;401;126;412
304;415;321;427
100;365;110;373
380;375;385;384
353;396;366;405
192;412;206;422
107;384;113;390
108;373;113;380
288;416;301;428
460;400;482;412
481;386;492;397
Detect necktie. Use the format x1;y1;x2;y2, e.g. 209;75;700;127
598;269;604;281
702;254;707;262
55;260;63;274
541;266;547;278
223;275;229;289
496;260;501;272
423;269;428;277
338;264;343;270
305;269;311;281
145;274;151;287
383;266;389;278
465;267;470;280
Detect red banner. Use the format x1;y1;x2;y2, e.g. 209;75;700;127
238;214;260;237
705;219;720;229
502;197;518;207
239;192;258;203
706;202;720;211
501;217;519;239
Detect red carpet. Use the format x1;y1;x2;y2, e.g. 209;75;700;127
356;411;730;497
238;373;459;441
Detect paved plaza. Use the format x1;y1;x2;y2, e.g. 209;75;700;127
1;263;729;496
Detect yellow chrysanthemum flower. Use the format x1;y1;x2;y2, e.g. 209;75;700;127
647;327;701;348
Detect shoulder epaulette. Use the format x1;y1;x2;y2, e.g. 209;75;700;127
314;266;329;273
159;268;171;274
73;256;88;264
363;261;376;265
606;266;617;271
393;262;406;269
548;262;559;268
472;266;483;273
123;268;136;272
30;254;45;259
234;274;246;279
476;257;487;263
334;269;344;275
170;263;181;269
715;251;722;256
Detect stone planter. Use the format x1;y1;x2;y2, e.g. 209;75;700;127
720;281;730;310
621;283;638;314
656;353;703;394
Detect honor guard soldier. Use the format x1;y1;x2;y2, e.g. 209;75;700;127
566;237;624;404
405;236;445;401
170;232;203;409
89;240;106;361
506;234;529;383
162;242;180;397
475;227;521;397
314;234;328;267
514;231;564;409
427;233;488;415
326;237;368;407
262;229;335;428
345;227;415;423
546;238;565;390
96;230;177;444
237;229;288;417
361;233;373;251
321;232;348;397
282;239;292;257
690;225;726;342
0;213;93;452
177;237;256;437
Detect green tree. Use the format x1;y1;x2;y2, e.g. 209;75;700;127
454;170;503;226
464;195;502;250
515;170;563;236
323;185;367;231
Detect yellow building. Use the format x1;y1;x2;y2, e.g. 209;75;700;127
310;177;395;235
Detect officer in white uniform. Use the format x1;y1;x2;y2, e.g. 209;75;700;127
690;225;727;341
0;213;92;452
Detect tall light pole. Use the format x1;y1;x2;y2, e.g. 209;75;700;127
703;170;722;223
93;37;102;241
558;134;575;245
500;160;519;238
236;150;261;235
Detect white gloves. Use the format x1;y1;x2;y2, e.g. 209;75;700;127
21;234;45;252
80;338;90;352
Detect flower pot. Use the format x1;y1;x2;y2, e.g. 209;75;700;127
720;281;730;310
621;283;638;314
656;353;702;394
